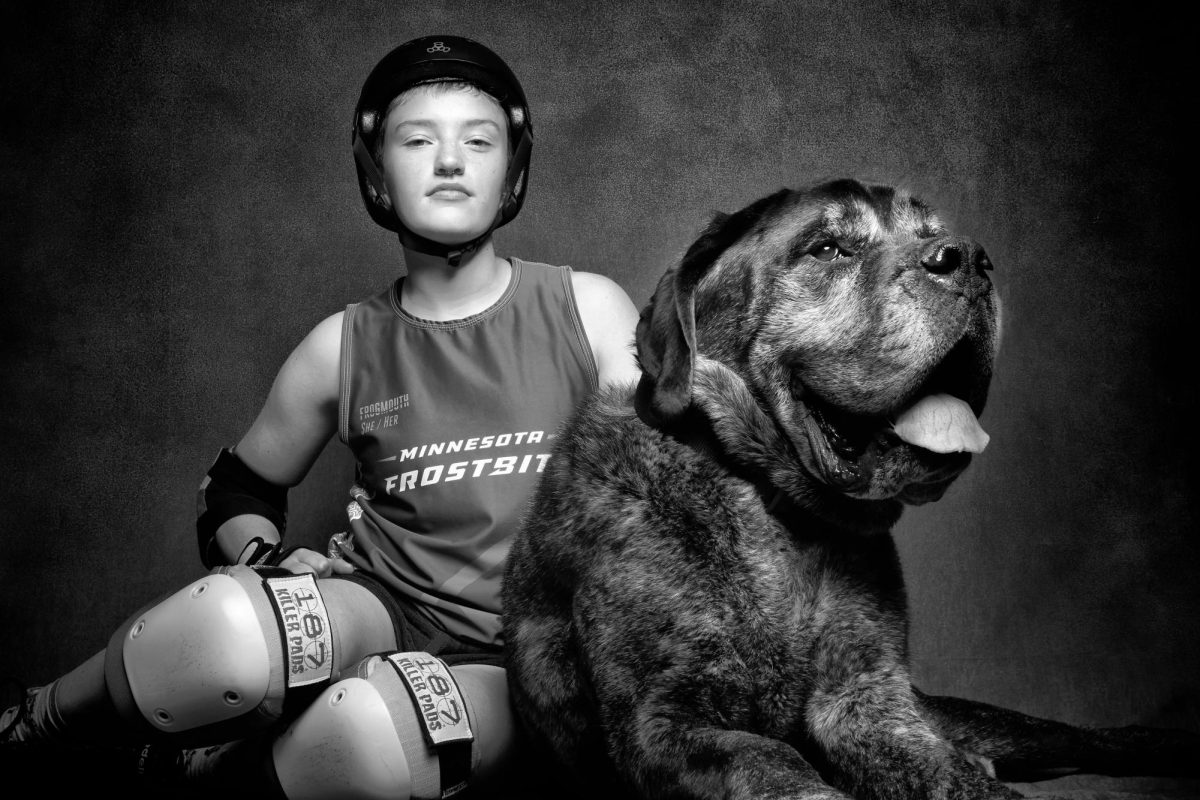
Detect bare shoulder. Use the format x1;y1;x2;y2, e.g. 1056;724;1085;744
287;309;347;414
569;270;641;389
294;310;345;373
570;270;634;306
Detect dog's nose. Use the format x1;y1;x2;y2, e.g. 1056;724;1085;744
921;239;993;277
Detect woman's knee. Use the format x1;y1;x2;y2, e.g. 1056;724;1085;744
270;653;517;799
103;567;350;744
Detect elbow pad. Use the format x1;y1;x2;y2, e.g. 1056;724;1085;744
197;448;288;569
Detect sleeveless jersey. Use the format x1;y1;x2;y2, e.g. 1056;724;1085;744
337;259;598;648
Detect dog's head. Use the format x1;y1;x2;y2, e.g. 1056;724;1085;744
636;180;999;515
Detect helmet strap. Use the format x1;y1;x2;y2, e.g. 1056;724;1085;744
396;227;489;267
352;133;390;209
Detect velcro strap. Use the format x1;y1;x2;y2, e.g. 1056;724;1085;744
264;573;334;689
386;652;474;797
238;537;281;567
438;741;471;798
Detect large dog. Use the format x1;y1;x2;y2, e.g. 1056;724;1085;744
502;180;1198;799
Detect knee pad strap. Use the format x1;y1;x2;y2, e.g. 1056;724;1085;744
368;653;515;799
383;653;474;797
260;571;336;691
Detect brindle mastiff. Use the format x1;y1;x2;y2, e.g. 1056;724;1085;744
502;180;1198;799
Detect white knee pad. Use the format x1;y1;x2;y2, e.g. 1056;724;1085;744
272;677;411;800
108;566;335;739
272;654;516;800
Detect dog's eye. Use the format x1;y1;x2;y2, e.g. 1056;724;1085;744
809;242;851;262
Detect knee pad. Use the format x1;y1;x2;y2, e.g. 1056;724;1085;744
104;566;336;744
272;653;515;800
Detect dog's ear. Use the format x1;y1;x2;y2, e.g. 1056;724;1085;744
634;265;697;426
636;190;791;428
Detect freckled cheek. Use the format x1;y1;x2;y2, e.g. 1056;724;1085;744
380;155;424;202
474;158;508;206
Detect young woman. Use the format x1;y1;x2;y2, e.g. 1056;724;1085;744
1;35;641;798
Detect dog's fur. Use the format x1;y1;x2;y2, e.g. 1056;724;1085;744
501;180;1199;800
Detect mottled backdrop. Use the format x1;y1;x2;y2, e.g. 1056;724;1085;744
1;0;1195;735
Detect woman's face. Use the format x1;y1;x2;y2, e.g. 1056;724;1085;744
379;85;509;246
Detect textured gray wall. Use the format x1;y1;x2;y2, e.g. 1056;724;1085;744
2;0;1195;733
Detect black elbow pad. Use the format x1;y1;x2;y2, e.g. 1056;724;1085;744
197;448;288;569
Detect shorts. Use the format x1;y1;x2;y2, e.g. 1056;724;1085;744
329;570;505;668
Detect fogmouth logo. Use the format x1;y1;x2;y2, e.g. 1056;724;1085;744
427;42;451;53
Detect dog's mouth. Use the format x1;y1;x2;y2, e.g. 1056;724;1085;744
794;337;991;500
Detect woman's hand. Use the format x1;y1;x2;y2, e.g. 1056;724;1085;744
277;547;356;578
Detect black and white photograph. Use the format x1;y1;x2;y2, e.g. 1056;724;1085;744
1;1;1196;797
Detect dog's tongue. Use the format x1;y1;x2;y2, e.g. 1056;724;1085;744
892;394;989;453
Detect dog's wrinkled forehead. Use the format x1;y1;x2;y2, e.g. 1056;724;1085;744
775;182;949;255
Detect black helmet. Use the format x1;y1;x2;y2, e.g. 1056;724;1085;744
352;35;533;265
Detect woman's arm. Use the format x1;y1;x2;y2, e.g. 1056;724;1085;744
209;311;344;566
570;271;642;389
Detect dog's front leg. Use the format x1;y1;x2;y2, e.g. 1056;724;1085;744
807;658;1021;799
615;714;852;800
915;688;1200;781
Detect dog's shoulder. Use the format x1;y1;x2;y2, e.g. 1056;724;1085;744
548;382;731;492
